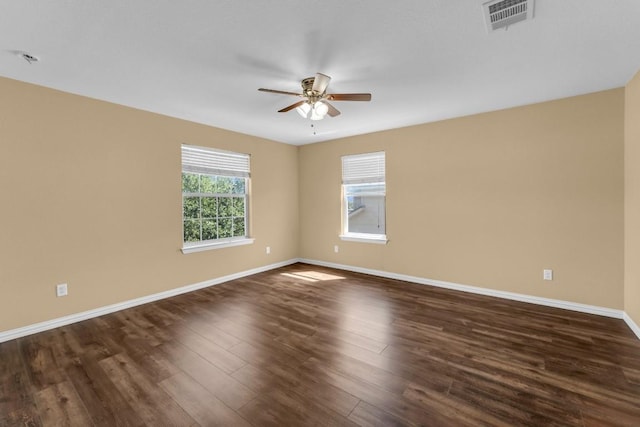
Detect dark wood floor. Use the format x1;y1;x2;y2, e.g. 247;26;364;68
1;263;640;426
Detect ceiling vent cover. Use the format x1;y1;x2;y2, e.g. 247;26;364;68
483;0;535;32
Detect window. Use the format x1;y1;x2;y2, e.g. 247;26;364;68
181;144;253;253
341;151;387;244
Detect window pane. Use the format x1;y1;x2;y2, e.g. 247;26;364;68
218;197;232;217
347;196;364;214
183;220;200;242
183;197;200;219
232;197;245;217
232;177;246;194
215;176;233;193
200;175;216;193
181;164;250;245
218;218;233;238
202;219;217;241
182;173;199;193
347;194;385;234
233;218;245;237
201;197;217;218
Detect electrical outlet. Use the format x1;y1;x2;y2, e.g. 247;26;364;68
334;245;339;253
56;283;68;297
543;269;553;281
266;246;271;254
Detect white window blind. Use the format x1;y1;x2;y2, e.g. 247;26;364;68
342;151;385;184
182;144;250;178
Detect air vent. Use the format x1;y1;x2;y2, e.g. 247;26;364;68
483;0;535;32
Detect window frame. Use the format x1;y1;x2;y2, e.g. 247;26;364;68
181;145;253;254
340;152;388;244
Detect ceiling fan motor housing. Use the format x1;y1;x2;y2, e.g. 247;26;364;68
301;77;321;101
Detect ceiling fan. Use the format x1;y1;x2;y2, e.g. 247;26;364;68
258;72;372;120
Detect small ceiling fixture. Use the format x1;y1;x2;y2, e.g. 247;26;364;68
17;51;39;64
259;72;372;121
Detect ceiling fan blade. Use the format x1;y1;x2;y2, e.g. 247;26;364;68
278;100;306;113
312;73;331;94
325;101;341;117
259;88;302;97
327;93;372;101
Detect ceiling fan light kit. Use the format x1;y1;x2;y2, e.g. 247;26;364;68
259;72;371;121
296;101;329;120
296;102;312;118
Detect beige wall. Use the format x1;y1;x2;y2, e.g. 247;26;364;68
0;75;631;334
625;71;640;326
0;77;299;332
300;89;625;309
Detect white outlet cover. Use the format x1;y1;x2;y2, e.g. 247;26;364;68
543;269;553;281
56;283;68;297
334;245;339;253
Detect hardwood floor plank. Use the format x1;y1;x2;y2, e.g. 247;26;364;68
272;330;388;376
444;377;582;426
33;381;93;427
184;317;242;350
172;328;246;374
283;332;455;398
347;400;412;427
19;334;66;392
403;379;514;426
98;353;196;426
104;326;180;384
66;320;124;363
160;372;252;427
232;361;360;417
313;327;388;354
298;357;459;426
64;354;144;426
2;262;639;426
458;350;640;413
156;341;256;411
113;311;172;345
228;337;311;369
0;341;42;427
45;328;86;370
581;401;640;427
237;386;359;427
268;362;361;417
623;367;640;386
544;354;632;391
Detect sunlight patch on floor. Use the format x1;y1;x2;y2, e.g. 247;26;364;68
281;271;345;282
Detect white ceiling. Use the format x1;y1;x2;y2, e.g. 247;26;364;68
2;1;640;145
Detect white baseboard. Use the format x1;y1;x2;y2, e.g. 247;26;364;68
623;312;640;339
299;258;625;320
3;257;637;344
0;259;298;344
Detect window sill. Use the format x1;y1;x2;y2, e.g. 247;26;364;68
181;238;255;254
339;234;388;245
